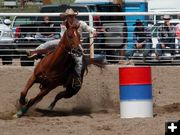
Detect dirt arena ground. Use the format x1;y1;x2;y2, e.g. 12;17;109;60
0;65;180;135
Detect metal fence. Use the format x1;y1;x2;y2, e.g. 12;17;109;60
0;12;180;66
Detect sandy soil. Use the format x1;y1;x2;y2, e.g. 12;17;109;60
0;65;180;135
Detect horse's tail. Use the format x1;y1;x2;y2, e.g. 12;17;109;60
83;55;106;69
89;58;106;68
81;55;106;76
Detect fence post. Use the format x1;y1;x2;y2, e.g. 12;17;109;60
89;14;94;58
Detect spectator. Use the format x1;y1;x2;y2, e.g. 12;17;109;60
156;15;176;60
35;16;56;42
175;22;180;48
125;19;152;63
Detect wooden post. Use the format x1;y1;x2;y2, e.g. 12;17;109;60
89;14;94;58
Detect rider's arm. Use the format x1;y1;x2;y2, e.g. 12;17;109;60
79;20;96;35
60;23;67;37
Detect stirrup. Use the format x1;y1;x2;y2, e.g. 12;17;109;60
72;78;81;88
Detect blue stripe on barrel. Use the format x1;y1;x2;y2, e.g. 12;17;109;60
120;84;152;100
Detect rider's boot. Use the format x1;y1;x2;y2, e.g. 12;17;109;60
26;48;51;59
26;50;38;59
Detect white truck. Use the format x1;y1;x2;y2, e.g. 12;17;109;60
148;0;180;12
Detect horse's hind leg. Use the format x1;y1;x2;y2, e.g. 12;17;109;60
48;85;81;110
48;91;66;110
19;74;36;106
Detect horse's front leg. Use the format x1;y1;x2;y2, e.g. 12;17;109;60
19;74;36;106
14;89;51;118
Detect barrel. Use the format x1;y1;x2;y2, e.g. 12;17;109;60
119;66;153;118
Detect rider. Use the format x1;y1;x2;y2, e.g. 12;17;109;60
27;8;96;87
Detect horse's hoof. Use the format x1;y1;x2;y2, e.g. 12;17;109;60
13;110;23;118
13;107;27;118
13;113;20;118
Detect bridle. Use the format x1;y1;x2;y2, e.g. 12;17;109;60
60;27;80;55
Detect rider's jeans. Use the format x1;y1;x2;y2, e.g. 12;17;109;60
36;39;60;50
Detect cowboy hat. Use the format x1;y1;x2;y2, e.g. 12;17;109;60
163;15;171;20
63;8;78;16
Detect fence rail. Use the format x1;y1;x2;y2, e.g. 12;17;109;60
0;12;180;66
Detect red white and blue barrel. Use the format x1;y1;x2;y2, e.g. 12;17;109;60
119;66;153;118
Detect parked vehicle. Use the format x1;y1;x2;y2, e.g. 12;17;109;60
10;16;39;66
0;16;11;26
0;24;14;65
12;16;59;66
10;16;37;38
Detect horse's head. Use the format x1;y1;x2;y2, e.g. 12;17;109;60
63;21;81;50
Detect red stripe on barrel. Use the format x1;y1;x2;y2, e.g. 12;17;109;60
119;67;151;85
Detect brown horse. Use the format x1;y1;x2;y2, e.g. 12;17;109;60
14;22;104;118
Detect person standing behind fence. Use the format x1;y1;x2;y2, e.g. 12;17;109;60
156;15;176;60
124;19;152;63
